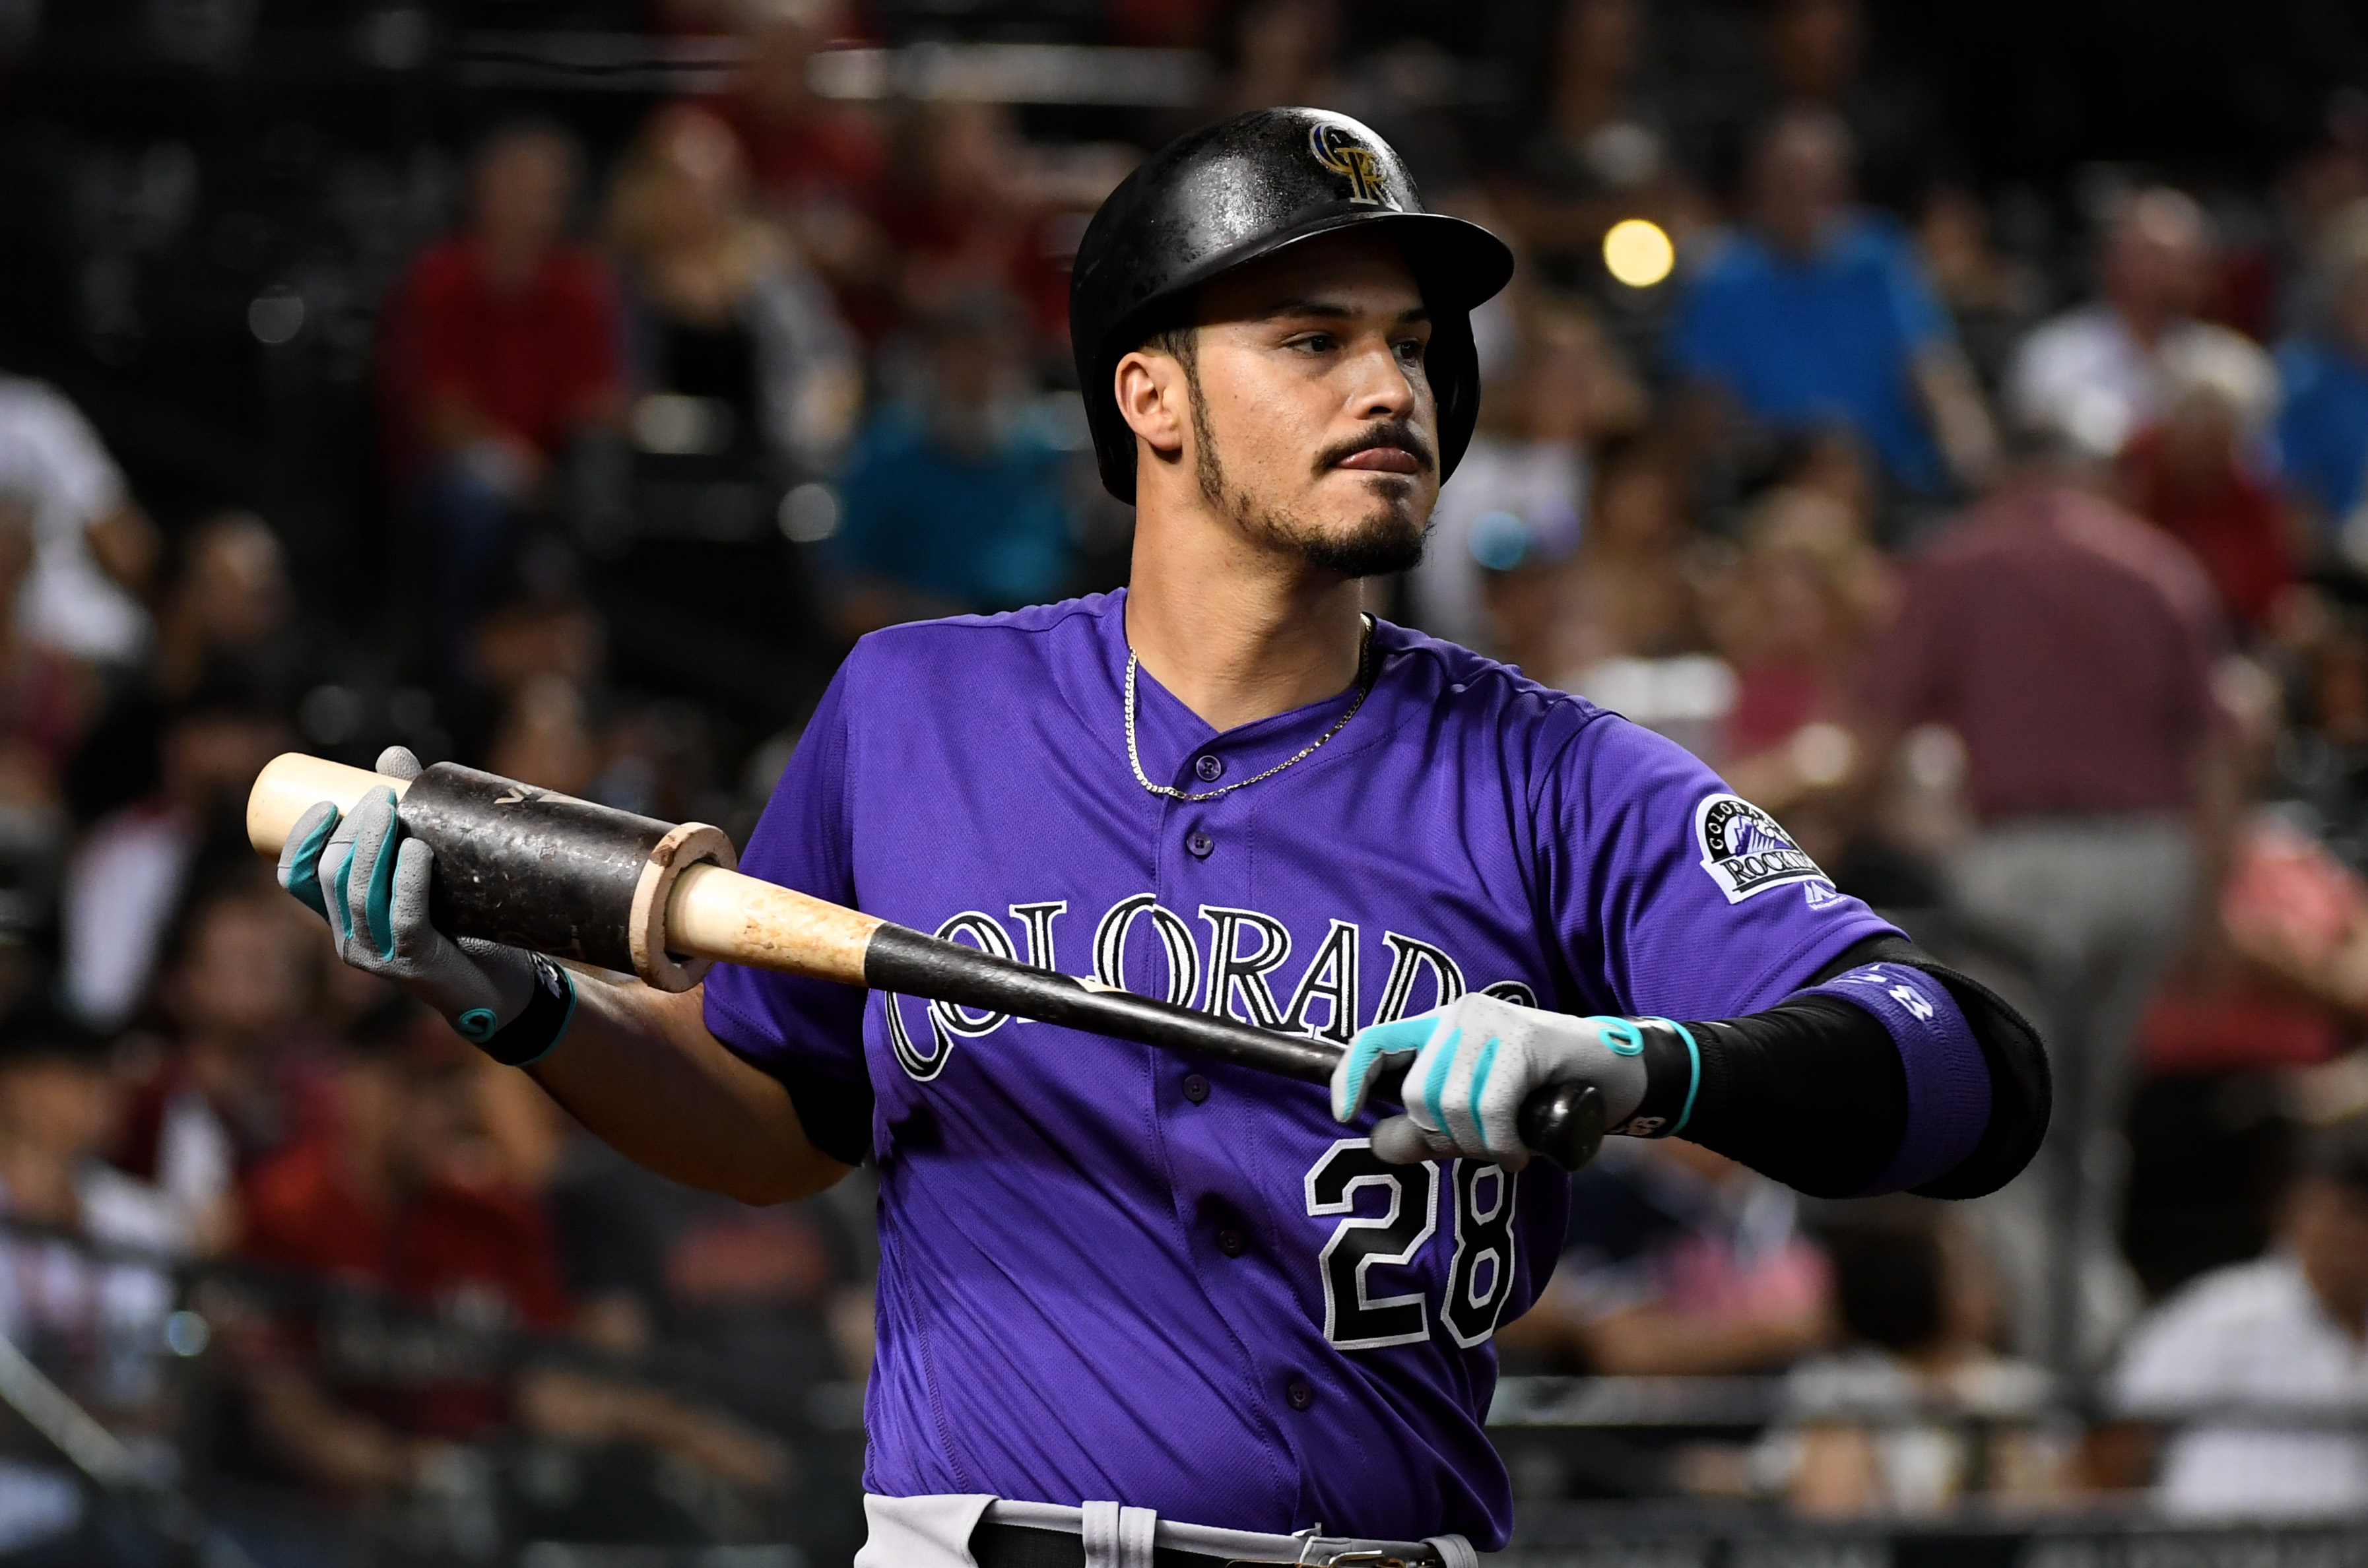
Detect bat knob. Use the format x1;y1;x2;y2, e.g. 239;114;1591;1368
1518;1081;1608;1173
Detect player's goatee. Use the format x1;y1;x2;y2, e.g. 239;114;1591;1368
1193;402;1431;578
1220;484;1430;579
1279;509;1430;577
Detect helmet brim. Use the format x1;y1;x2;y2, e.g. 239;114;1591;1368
1094;207;1513;381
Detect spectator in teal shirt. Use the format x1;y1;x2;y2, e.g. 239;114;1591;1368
832;290;1076;632
1671;110;1996;499
2277;204;2368;542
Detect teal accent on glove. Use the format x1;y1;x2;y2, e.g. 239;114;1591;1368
1589;1017;1645;1056
1653;1017;1703;1134
327;837;357;948
1338;993;1656;1169
1331;1012;1434;1123
363;788;401;962
279;808;338;921
455;1008;499;1043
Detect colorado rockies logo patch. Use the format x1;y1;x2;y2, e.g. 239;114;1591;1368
1309;123;1392;207
1694;793;1832;904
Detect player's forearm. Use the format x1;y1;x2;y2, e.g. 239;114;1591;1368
529;975;851;1205
1340;942;2014;1193
1674;954;1998;1199
1675;997;1911;1196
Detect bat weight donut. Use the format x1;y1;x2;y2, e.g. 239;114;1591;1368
393;762;737;991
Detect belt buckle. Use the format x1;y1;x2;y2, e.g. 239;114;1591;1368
1220;1523;1432;1568
1223;1546;1423;1567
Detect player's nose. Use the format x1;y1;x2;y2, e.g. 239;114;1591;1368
1341;337;1420;423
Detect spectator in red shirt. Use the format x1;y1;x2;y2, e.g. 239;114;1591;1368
381;121;624;684
711;0;887;241
241;1018;571;1447
2116;356;2297;639
706;0;902;343
867;101;1074;351
130;878;335;1214
1855;441;2229;1374
235;1011;783;1509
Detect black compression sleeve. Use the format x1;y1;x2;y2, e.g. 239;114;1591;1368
1849;936;2050;1200
1666;932;2051;1201
1677;994;1907;1198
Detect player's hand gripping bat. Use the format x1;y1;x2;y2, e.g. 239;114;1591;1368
247;753;1606;1171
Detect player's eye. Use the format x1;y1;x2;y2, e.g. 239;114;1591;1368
1393;337;1426;365
1286;331;1336;354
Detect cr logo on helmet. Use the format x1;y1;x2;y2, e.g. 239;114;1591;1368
1065;108;1511;503
1309;123;1390;207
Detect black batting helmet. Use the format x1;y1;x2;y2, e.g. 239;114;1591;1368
1068;106;1516;505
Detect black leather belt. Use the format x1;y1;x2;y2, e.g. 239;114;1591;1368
970;1520;1438;1568
973;1522;1231;1567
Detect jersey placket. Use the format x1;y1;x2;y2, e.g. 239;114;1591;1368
1138;716;1340;1494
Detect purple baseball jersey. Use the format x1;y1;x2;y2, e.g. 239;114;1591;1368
704;590;1900;1546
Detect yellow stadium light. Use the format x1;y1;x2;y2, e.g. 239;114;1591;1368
1603;218;1675;288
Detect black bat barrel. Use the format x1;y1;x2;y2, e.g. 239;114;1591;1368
397;762;674;973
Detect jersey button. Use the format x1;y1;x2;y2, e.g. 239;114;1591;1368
1215;1226;1247;1257
1285;1379;1315;1411
1186;830;1215;859
1182;1073;1210;1104
1195;754;1225;782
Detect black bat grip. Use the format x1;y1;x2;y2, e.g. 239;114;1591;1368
1517;1081;1608;1173
1374;1068;1607;1172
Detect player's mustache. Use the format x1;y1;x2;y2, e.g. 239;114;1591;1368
1317;422;1436;474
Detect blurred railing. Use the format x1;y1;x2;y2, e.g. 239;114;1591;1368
1495;1376;1788;1429
1492;1373;2368;1566
0;1216;862;1567
6;1220;2368;1565
450;33;1216;106
1493;1515;2368;1568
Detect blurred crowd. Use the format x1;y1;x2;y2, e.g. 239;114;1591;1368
0;0;2365;1555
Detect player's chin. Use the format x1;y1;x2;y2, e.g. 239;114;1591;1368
1294;484;1429;571
1294;509;1426;579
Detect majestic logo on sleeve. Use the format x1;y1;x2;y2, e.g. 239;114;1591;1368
1309;123;1392;207
1695;793;1833;904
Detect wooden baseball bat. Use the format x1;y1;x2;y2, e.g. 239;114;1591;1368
247;753;1606;1171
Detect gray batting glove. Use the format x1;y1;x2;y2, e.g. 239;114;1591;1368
276;745;539;1045
1332;993;1650;1169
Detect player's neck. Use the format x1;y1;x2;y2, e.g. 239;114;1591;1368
1124;512;1368;735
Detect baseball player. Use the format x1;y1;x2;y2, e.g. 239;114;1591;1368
280;108;2047;1567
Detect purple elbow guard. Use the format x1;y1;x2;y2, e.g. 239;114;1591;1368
1799;962;1990;1194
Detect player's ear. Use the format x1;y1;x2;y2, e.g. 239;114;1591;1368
1114;348;1189;460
